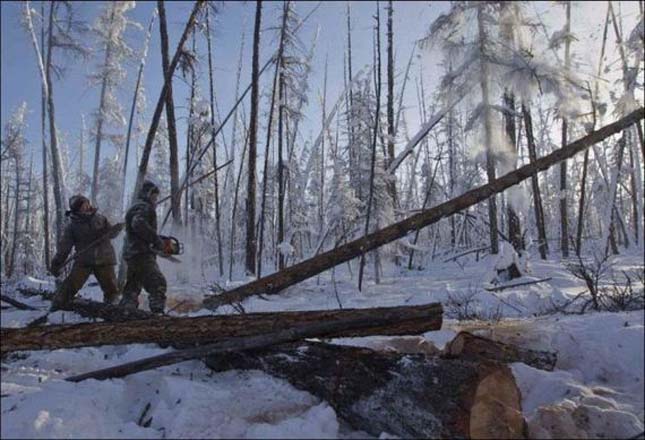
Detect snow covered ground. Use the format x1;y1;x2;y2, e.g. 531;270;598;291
1;252;643;438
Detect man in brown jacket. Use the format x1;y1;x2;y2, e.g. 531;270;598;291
49;195;122;311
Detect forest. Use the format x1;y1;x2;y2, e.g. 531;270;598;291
1;1;644;439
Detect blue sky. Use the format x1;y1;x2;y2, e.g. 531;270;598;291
1;0;442;177
1;1;641;183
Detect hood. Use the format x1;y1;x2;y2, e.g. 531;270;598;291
136;180;160;203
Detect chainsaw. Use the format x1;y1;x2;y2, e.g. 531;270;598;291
151;235;184;263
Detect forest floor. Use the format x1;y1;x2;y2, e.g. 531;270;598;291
1;251;643;438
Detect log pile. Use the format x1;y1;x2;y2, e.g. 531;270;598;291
205;341;526;439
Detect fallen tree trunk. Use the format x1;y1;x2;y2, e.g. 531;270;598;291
204;108;644;309
1;303;442;353
205;341;525;439
66;315;441;383
444;331;557;371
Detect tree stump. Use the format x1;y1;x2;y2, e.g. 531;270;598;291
205;342;525;439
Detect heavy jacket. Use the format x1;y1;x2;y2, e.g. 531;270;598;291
124;186;164;260
51;210;119;270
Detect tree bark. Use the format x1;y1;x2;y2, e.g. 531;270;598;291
477;4;499;255
559;1;572;258
444;331;556;371
40;2;50;268
205;6;223;276
202;108;644;309
205;341;525;439
386;0;397;206
45;2;66;242
2;302;442;354
504;92;523;252
521;104;547;259
158;0;182;226
358;4;382;291
246;0;262;276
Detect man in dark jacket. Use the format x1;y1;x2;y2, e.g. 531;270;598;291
50;195;122;311
119;180;168;314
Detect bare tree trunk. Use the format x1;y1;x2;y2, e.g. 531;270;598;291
358;4;382;291
277;66;286;271
504;92;523;252
90;4;117;203
477;4;499;255
158;0;182;226
205;7;224;276
246;0;262;277
40;2;50;269
45;2;66;242
257;2;287;277
8;158;22;278
121;9;156;213
203;108;644;309
133;0;205;197
386;0;396;206
560;1;572;258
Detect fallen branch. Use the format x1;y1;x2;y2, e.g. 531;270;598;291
0;294;39;311
204;108;644;310
484;277;552;292
65;314;440;382
443;246;490;263
2;303;442;353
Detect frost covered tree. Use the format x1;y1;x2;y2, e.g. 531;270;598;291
22;1;88;243
89;1;138;203
421;1;586;258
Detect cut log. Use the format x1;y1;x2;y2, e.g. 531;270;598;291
204;108;644;310
205;341;526;439
444;331;556;371
1;303;442;353
66;315;439;383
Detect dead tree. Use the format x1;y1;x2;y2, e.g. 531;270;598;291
158;0;182;226
246;0;262;276
358;3;383;291
205;341;525;438
133;0;205;196
386;0;396;205
205;6;224;276
1;302;442;353
477;3;499;255
559;1;572;258
522;104;548;259
203;108;644;309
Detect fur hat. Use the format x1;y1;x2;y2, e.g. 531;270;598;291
68;195;90;212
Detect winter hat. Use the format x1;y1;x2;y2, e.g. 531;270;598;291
69;195;90;212
140;180;160;199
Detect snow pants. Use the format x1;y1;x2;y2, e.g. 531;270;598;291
119;254;167;314
51;263;119;310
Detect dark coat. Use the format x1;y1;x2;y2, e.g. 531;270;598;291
123;188;164;260
51;211;119;270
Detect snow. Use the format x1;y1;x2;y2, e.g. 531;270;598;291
2;253;643;438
